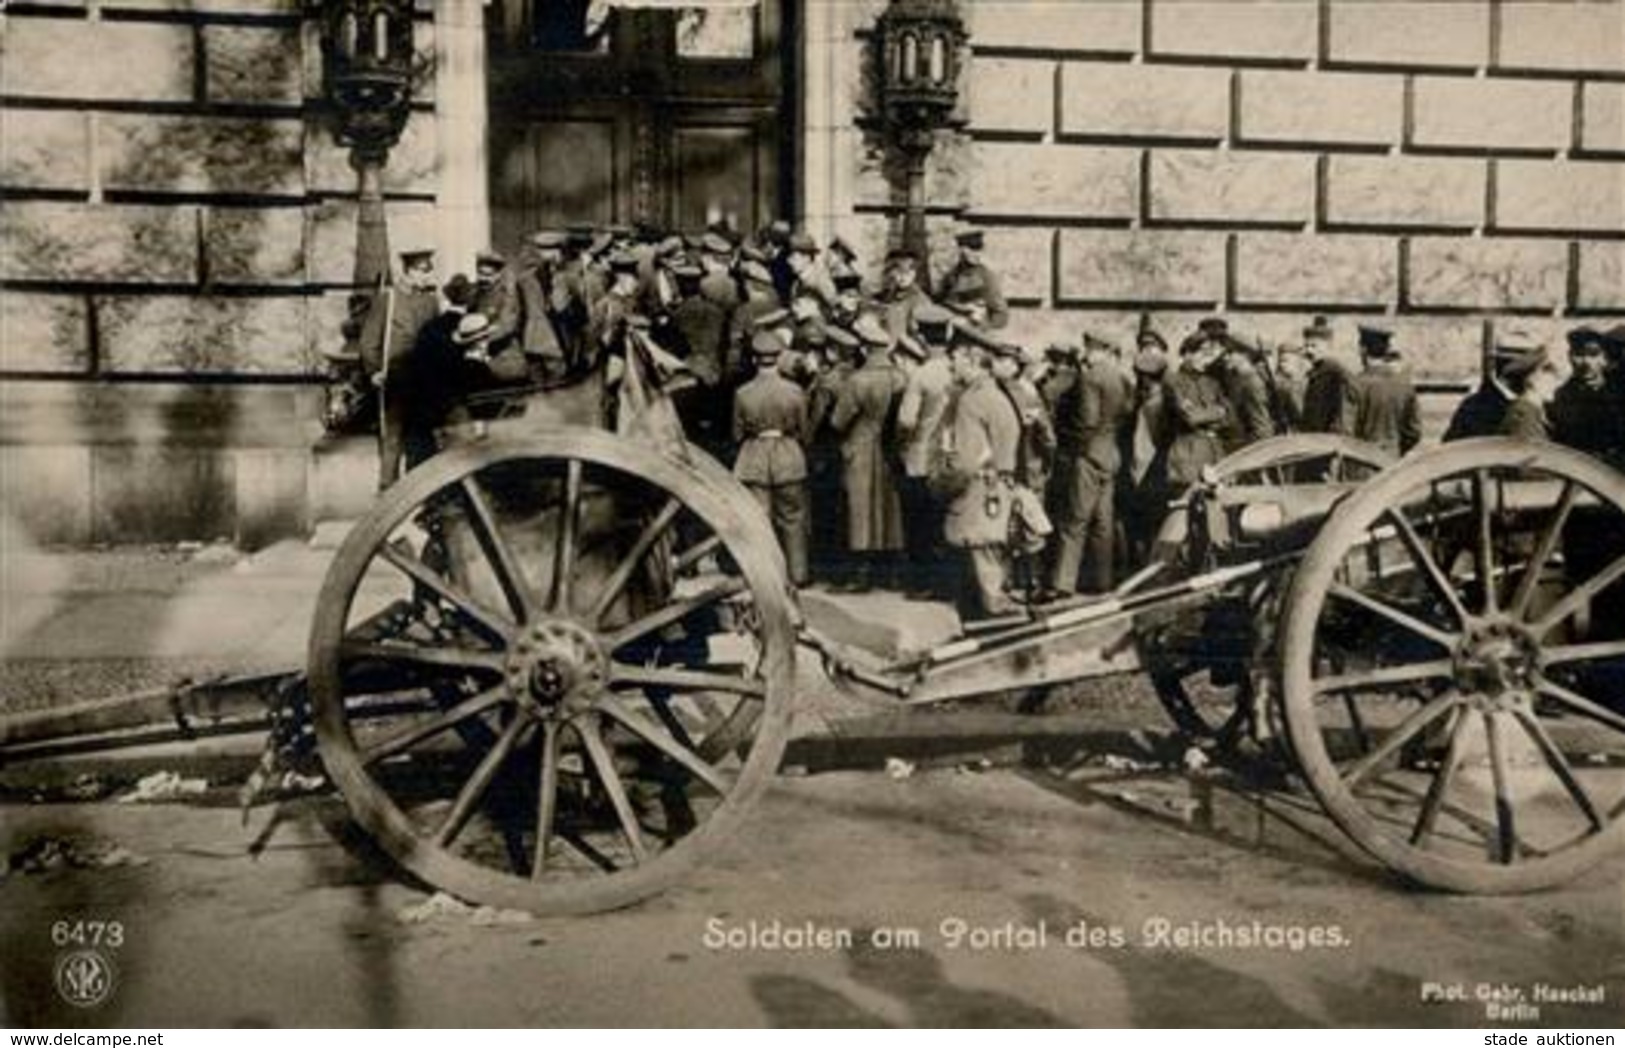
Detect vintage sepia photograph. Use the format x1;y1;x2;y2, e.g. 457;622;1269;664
1;0;1622;1030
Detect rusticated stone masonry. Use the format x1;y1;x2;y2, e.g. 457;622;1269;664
0;0;439;379
0;0;438;544
882;0;1625;386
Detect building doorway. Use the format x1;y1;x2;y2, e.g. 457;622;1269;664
486;0;794;253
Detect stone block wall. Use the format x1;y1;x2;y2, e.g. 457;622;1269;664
850;0;1624;388
0;0;439;545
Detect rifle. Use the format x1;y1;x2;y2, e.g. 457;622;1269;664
375;271;397;482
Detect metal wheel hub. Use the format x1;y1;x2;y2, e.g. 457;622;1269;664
1454;619;1539;709
506;619;608;717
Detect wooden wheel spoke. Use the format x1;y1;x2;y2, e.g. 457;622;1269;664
674;535;723;575
607;577;748;651
363;686;508;765
1410;708;1468;846
341;640;507;675
459;477;537;622
600;695;732;795
589;497;683;625
1341;693;1462;790
378;542;516;644
1541;639;1625;667
577;715;647;863
531;720;562;880
1384;508;1471;626
1510;480;1578;618
1343;693;1372;753
1328;581;1457;650
1482;710;1517;864
1535;551;1625;637
1534;677;1625;735
1313;659;1455;695
1510;708;1606;833
557;829;619;873
551;459;583;613
434;715;528;848
610;664;765;698
1474;470;1499;614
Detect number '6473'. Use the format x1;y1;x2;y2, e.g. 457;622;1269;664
51;921;124;949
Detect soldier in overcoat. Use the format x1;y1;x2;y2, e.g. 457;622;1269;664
1351;323;1422;456
831;313;909;588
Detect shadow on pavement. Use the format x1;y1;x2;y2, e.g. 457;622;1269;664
750;937;1065;1028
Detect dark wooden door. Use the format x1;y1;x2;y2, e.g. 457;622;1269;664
486;0;792;255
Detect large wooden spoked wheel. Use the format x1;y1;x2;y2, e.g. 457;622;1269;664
1280;438;1625;892
307;431;796;914
1143;434;1394;741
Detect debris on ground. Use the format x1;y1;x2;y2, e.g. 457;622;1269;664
61;774;116;802
115;770;208;804
5;834;150;876
470;906;534;927
1182;746;1211;775
1101;753;1157;773
884;757;915;780
396;891;534;927
398;892;473;923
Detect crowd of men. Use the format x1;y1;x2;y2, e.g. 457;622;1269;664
340;217;1625;622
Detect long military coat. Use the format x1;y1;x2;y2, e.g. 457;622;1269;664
1352;361;1422;456
831;353;907;551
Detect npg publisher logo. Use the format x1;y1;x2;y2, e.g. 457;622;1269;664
54;949;116;1009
